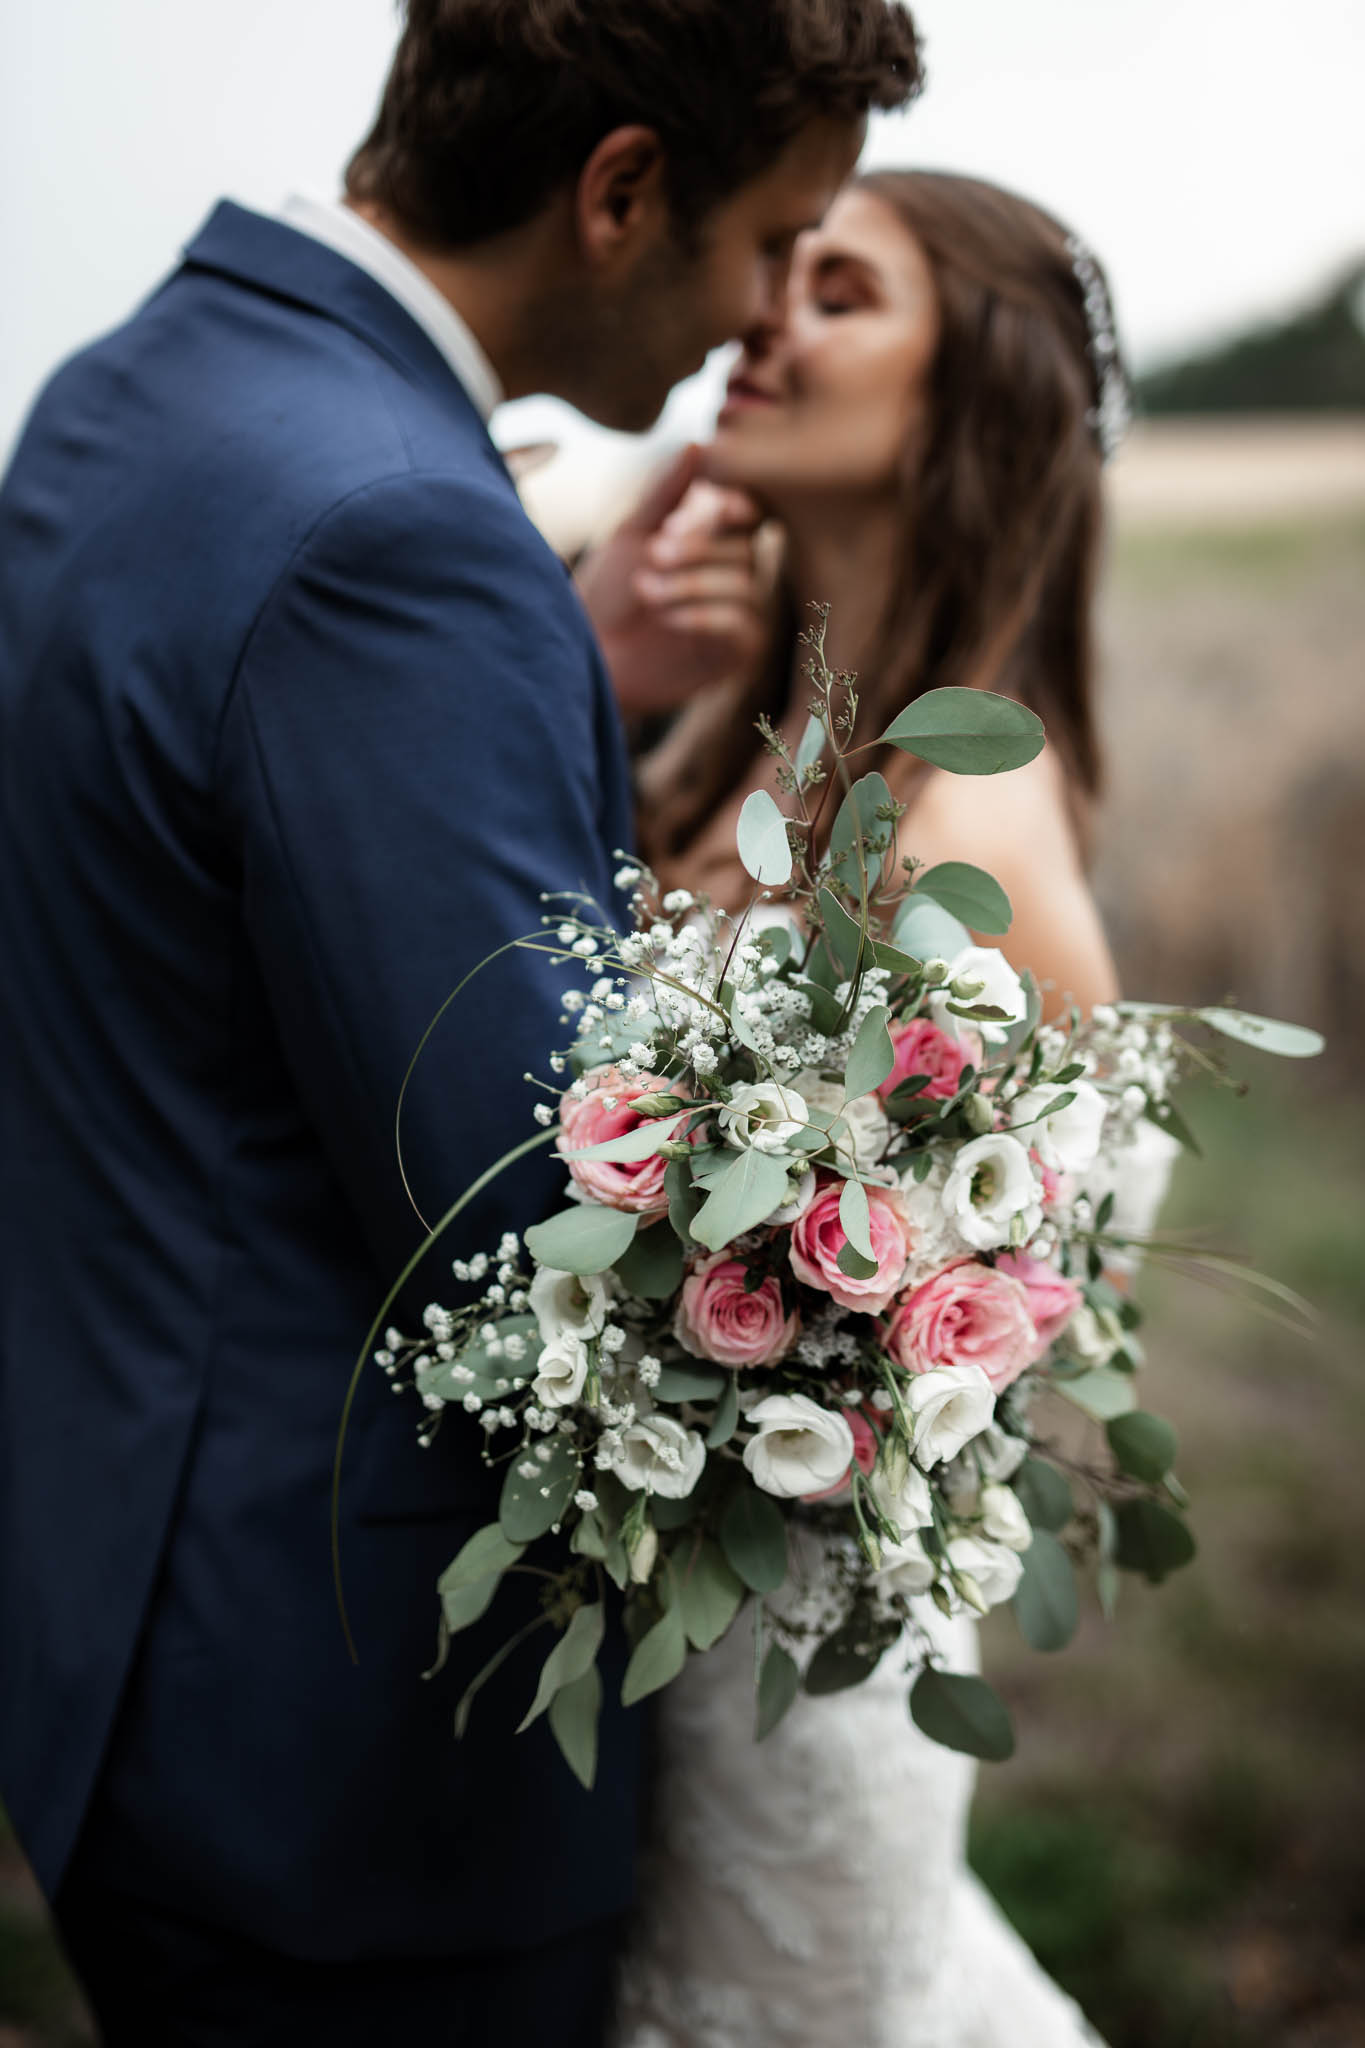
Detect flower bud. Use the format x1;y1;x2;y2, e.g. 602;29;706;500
630;1092;689;1119
930;1580;954;1619
922;957;951;986
955;1570;990;1616
950;971;988;1002
963;1093;995;1135
656;1138;695;1161
626;1520;658;1584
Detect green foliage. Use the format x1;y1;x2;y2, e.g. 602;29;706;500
612;1223;685;1300
914;861;1014;936
652;1361;726;1402
1013;1457;1074;1533
880;687;1045;775
523;1202;638;1275
560;1111;687;1163
736;787;795;886
720;1486;789;1593
1113;1500;1197;1583
690;1147;791;1251
1013;1531;1080;1652
805;1613;900;1695
1199;1008;1325;1060
892;892;971;962
1136;264;1365;413
844;1003;895;1101
817;886;865;978
665;1156;703;1247
548;1663;602;1790
621;1601;688;1707
705;1374;741;1448
828;772;894;895
755;1643;801;1740
675;1538;745;1650
1107;1411;1179;1484
498;1436;580;1543
518;1600;604;1732
437;1525;525;1635
1056;1366;1138;1421
911;1667;1017;1761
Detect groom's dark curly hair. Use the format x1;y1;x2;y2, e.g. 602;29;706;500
346;0;924;248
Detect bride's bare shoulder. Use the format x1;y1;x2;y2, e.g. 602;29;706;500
901;747;1083;876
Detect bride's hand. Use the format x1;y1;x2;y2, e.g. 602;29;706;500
575;445;775;720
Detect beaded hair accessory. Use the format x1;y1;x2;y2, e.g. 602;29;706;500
1066;233;1131;462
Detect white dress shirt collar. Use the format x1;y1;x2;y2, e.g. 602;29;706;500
280;195;503;422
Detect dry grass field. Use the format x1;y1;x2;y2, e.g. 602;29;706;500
2;421;1362;2045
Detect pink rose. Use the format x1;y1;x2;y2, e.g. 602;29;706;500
789;1175;913;1315
557;1066;683;1217
884;1257;1036;1393
995;1251;1082;1360
674;1254;800;1370
879;1016;983;1104
803;1407;880;1503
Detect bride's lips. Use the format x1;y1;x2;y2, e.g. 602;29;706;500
718;375;781;422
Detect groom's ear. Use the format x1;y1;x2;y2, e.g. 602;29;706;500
576;126;670;270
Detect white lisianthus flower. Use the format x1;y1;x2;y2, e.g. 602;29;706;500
974;1423;1030;1483
718;1080;810;1155
931;947;1027;1044
907;1364;996;1469
941;1132;1042;1250
869;1456;934;1536
1059;1301;1122;1365
792;1071;892;1174
1011;1079;1107;1174
979;1482;1035;1553
947;1533;1026;1608
613;1414;706;1499
532;1331;590;1410
528;1265;610;1345
876;1533;938;1599
743;1393;855;1499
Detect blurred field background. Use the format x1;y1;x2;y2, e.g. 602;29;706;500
2;410;1361;2045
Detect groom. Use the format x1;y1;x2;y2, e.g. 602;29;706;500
0;1;921;2041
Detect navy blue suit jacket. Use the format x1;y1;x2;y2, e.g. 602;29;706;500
0;203;642;1956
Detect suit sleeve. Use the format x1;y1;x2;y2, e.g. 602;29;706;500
216;468;630;1283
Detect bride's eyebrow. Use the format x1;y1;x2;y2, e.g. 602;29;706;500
809;248;880;291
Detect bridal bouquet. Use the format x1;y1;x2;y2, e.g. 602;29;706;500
349;617;1320;1787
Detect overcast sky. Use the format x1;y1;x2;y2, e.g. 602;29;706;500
3;0;1361;460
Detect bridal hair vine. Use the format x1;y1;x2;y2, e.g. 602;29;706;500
1065;233;1131;463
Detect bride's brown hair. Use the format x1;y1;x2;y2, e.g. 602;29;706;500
640;169;1121;892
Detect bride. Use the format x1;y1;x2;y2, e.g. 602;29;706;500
601;169;1134;2046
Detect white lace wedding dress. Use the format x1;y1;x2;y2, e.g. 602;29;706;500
613;1531;1107;2048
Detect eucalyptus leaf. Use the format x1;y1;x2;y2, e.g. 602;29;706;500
914;862;1013;937
1143;1098;1202;1156
817;888;866;979
755;1644;801;1741
691;1147;792;1252
805;1614;899;1695
621;1601;688;1707
548;1661;602;1790
1012;1458;1073;1534
880;688;1045;775
499;1435;581;1543
795;711;827;776
524;1204;639;1276
561;1110;686;1164
828;773;894;896
792;976;845;1036
1012;1531;1079;1653
676;1538;745;1650
891;894;971;963
720;1486;788;1594
419;1315;540;1402
1054;1366;1138;1421
665;1157;704;1247
652;1362;728;1403
1107;1411;1178;1484
1114;1499;1197;1583
910;1667;1016;1761
737;788;795;887
517;1599;605;1732
439;1523;525;1597
871;938;923;977
1199;1008;1325;1059
612;1222;686;1301
706;1374;741;1449
837;1175;875;1260
437;1570;505;1637
844;1004;895;1102
837;1240;880;1281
